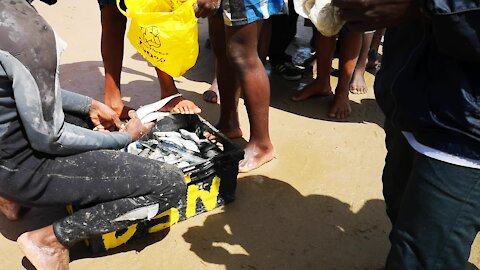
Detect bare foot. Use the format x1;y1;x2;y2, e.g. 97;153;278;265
203;78;219;104
291;81;332;102
328;93;352;119
216;124;243;139
238;143;275;173
349;68;368;94
160;96;201;114
18;228;70;270
104;98;134;120
0;196;21;221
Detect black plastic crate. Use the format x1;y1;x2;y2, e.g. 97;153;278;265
67;114;244;253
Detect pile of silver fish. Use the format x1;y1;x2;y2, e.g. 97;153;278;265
125;128;222;170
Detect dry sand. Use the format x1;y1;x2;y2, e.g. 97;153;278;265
0;1;478;269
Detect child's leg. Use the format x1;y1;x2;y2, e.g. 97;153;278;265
208;16;243;139
100;5;131;118
155;68;201;114
291;30;335;101
225;21;275;172
350;32;374;94
329;31;362;119
366;28;385;73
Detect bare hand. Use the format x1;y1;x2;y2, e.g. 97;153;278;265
120;110;155;141
89;99;123;132
194;0;220;18
332;0;422;31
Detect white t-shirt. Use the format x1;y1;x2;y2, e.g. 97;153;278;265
402;132;480;170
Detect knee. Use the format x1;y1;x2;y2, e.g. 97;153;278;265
226;44;258;73
151;164;186;204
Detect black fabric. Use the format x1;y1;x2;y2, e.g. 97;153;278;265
268;0;298;66
374;17;480;160
0;117;185;247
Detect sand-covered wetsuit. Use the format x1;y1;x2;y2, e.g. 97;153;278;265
0;0;185;247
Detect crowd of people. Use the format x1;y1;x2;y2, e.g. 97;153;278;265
0;0;479;269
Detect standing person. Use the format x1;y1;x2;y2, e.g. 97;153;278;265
349;32;374;94
291;29;362;119
99;0;208;118
268;0;303;81
0;1;186;269
334;0;480;268
208;0;285;172
366;28;385;74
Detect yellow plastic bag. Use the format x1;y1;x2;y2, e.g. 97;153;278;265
117;0;199;77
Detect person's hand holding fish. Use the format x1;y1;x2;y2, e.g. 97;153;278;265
121;111;155;141
89;99;124;132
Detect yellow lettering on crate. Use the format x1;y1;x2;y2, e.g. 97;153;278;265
102;224;138;250
148;207;180;233
186;176;221;218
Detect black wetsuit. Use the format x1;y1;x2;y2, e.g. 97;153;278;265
0;0;185;247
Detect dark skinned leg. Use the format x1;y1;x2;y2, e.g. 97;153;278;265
100;6;131;119
225;21;274;172
155;68;201;114
329;31;362;119
208;16;243;139
350;32;373;94
291;30;335;101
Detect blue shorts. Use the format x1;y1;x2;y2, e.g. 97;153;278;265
221;0;286;26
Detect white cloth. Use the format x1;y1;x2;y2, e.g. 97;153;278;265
403;132;480;170
293;0;344;37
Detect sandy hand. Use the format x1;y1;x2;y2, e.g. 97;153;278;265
121;111;155;141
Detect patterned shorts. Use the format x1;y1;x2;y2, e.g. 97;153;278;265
221;0;287;26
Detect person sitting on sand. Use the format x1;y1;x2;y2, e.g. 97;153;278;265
0;1;190;269
291;29;362;119
98;0;206;118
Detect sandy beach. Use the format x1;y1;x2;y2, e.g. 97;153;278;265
0;1;479;269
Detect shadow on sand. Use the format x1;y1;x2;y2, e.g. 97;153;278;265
183;175;391;270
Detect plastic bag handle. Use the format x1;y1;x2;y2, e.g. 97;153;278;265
116;0;130;17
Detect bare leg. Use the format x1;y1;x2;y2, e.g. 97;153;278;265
209;16;243;139
366;28;385;73
291;31;335;101
329;31;362;119
100;6;132;119
257;18;271;64
203;77;220;104
226;21;275;172
350;32;373;94
0;196;21;221
155;68;201;114
18;226;69;270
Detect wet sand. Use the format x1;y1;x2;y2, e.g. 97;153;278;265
0;1;478;269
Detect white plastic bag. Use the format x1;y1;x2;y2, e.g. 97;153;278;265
294;0;345;37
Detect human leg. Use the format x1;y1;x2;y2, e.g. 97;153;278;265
208;16;243;139
291;30;335;101
269;2;302;81
350;32;373;94
382;123;480;269
100;5;131;119
155;68;201;114
328;30;361;119
5;150;185;269
385;154;480;269
225;21;275;172
0;196;22;221
203;76;220;104
366;28;385;74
